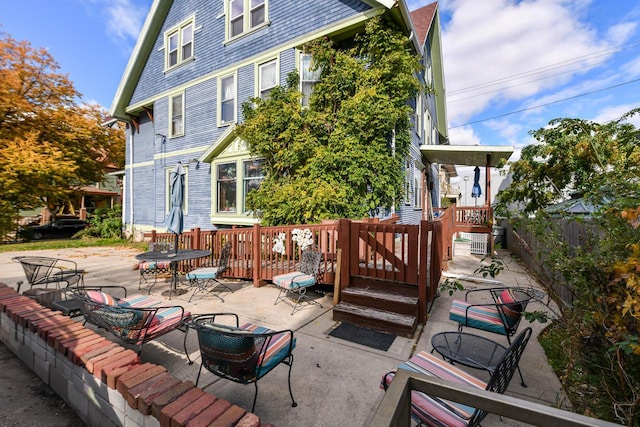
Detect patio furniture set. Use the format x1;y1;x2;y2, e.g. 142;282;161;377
11;244;324;412
382;284;541;426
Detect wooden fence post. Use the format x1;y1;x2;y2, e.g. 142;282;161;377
337;218;350;291
252;223;261;287
418;220;429;324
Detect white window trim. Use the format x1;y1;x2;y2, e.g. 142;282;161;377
242;158;265;213
165;166;188;215
404;160;412;206
168;92;185;138
225;0;269;43
218;72;237;126
165;18;195;71
256;58;279;99
299;51;322;107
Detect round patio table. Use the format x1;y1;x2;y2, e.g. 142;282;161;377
135;249;210;298
431;331;507;374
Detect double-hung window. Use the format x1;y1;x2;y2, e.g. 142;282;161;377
166;20;194;69
217;163;237;213
169;93;184;137
219;74;236;125
243;159;265;212
259;60;277;100
300;53;321;107
227;0;266;40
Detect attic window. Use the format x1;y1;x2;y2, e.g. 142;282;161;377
166;19;194;70
227;0;267;41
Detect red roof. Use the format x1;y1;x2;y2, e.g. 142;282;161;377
410;2;437;46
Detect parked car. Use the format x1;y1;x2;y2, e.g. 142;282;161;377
19;218;88;240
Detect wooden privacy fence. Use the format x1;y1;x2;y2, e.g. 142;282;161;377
146;218;444;315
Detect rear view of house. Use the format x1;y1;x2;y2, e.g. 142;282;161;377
110;0;450;238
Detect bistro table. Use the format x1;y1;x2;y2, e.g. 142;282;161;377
431;331;507;375
135;249;211;299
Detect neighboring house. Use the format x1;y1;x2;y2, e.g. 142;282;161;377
110;0;451;237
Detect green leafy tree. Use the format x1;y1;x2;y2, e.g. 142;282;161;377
0;32;125;235
237;15;423;225
496;108;640;216
497;109;640;423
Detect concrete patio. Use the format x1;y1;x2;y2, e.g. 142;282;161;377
0;246;568;426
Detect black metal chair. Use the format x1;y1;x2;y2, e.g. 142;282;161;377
184;313;297;412
138;241;175;288
272;244;323;314
185;242;233;302
12;256;85;292
382;327;533;427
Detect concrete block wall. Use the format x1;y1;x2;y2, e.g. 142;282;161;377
0;283;273;427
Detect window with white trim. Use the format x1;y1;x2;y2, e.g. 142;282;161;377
166;20;194;69
243;159;265;212
415;97;422;136
414;169;423;209
424;110;432;145
227;0;266;40
169;93;184;137
165;166;188;214
219;74;236;125
259;60;277;100
300;53;321;107
217;162;237;213
404;160;412;205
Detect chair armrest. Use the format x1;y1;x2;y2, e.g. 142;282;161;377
183;313;239;328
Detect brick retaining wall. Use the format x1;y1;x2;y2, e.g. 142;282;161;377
0;283;272;427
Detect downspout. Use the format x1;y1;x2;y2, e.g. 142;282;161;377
128;123;135;236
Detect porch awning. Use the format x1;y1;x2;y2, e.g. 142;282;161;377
421;145;514;167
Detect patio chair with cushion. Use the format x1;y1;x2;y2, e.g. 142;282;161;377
185;242;232;302
137;241;174;288
272;244;323;315
75;290;191;357
183;313;297;412
381;327;532;427
448;287;537;344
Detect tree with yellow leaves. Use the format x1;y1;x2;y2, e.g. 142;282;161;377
0;32;124;235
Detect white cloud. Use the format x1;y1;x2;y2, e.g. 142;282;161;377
439;0;623;125
79;0;148;47
592;104;640;127
448;125;481;145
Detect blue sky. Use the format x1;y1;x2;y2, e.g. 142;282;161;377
2;0;639;161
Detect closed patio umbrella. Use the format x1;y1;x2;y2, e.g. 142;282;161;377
166;162;185;252
471;166;482;206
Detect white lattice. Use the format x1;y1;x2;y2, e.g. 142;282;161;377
458;232;488;255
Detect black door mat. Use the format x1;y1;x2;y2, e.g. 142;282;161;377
328;322;396;351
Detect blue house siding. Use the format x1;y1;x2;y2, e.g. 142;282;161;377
129;0;374;107
115;1;448;233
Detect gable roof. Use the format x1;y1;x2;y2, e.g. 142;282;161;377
109;0;424;121
410;2;437;46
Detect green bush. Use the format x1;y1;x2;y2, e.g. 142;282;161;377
79;205;123;239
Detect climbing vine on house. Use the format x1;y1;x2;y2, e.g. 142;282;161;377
236;15;423;226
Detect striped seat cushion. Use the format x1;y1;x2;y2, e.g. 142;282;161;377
240;322;296;378
449;300;509;335
138;261;171;271
186;267;223;280
272;271;316;290
118;294;164;308
381;351;486;426
144;307;190;341
85;290;117;306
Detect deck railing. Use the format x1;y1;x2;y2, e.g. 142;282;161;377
371;369;620;427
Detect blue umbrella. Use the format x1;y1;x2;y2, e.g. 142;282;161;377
166;162;185;252
471;166;482;205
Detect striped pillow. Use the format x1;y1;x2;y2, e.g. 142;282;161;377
85;290;117;306
497;289;524;326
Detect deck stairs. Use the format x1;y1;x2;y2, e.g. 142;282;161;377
332;275;419;338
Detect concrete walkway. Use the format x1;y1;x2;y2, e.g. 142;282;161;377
0;246;568;426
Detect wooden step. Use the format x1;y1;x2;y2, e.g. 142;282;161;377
333;302;417;338
340;287;418;316
349;275;419;298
